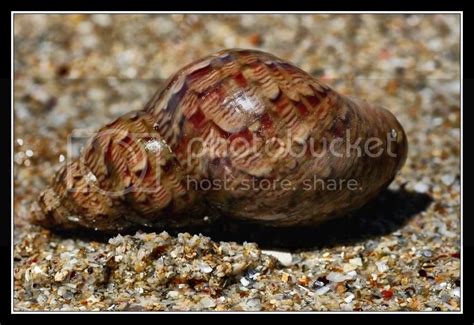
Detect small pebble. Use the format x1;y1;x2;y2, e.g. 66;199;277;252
344;293;355;303
414;182;429;193
167;291;179;298
441;174;455;186
262;250;292;266
240;277;250;287
199;297;216;309
245;298;261;311
451;287;460;298
376;260;389;273
421;249;433;258
315;285;330;296
326;272;346;283
312;280;326;289
349;257;363;266
199;262;213;274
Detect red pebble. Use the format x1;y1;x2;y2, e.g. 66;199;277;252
382;289;394;300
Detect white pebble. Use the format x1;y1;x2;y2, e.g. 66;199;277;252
376;260;389;273
315;285;330;295
441;174;455;186
54;270;68;282
344;293;355;303
262;250;292;266
199;297;216;308
78;21;94;34
240;277;250;287
343;263;357;273
451;287;460;298
92;14;112;27
82;35;98;48
326;272;346;282
345;270;357;279
245;298;261;311
199;262;213;273
349;257;363;266
341;303;353;311
432;117;443;127
167;291;179;298
31;265;46;274
414;182;429;193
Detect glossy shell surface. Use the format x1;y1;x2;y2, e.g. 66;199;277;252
32;49;408;232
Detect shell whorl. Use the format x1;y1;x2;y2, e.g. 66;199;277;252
32;49;407;233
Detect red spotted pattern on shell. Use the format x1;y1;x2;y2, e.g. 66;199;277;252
31;49;408;233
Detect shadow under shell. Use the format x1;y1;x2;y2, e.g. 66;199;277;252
49;188;432;251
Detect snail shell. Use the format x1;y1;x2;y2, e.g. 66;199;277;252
32;49;408;233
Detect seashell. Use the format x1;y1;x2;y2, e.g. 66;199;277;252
31;49;408;233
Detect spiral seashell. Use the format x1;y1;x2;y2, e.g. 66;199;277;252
31;49;408;233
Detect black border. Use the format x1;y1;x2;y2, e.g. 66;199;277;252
1;3;12;323
2;0;468;11
3;2;469;323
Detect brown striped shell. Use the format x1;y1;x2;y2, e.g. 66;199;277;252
31;49;408;233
